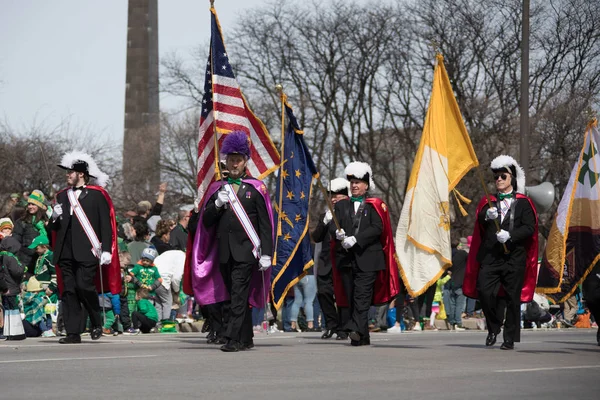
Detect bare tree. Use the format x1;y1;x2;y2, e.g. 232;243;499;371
160;0;600;235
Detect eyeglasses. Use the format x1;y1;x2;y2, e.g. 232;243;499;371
494;173;510;181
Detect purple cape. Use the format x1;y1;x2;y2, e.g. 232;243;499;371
189;179;274;308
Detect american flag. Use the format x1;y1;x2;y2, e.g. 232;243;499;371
196;7;280;202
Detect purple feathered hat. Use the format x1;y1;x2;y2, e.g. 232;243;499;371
220;131;251;159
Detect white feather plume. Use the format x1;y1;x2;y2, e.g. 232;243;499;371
328;177;350;194
345;161;375;189
59;151;109;187
490;155;525;193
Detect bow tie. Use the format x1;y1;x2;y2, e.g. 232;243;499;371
350;196;364;203
73;186;84;191
498;192;513;200
227;177;242;186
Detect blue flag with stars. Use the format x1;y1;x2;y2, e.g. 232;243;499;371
270;96;318;310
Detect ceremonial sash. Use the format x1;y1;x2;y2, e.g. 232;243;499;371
223;184;261;259
67;189;101;258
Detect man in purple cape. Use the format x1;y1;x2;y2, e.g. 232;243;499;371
191;131;274;352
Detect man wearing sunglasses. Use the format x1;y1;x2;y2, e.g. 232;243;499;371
463;155;538;350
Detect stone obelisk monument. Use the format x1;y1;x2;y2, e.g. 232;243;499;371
123;0;160;198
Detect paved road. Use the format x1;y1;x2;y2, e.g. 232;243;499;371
1;328;599;399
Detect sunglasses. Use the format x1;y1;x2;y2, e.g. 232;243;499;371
494;173;511;181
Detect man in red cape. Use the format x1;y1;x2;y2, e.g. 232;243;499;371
331;162;400;346
463;155;538;350
49;152;121;344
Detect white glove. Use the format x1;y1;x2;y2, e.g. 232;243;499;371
335;229;346;241
496;230;510;244
486;207;498;220
215;190;229;208
100;252;112;265
323;210;333;225
52;204;63;220
342;236;357;249
258;255;272;271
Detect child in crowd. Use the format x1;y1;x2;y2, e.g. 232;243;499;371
131;287;158;334
0;236;26;340
29;235;58;303
129;248;162;296
22;277;55;337
118;251;135;334
98;292;121;336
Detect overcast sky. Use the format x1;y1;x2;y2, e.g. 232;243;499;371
0;0;320;144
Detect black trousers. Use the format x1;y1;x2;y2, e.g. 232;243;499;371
119;296;131;331
418;284;437;319
59;258;102;335
219;260;254;343
583;272;600;334
317;271;349;332
478;262;525;343
340;263;377;338
205;302;225;337
131;311;156;333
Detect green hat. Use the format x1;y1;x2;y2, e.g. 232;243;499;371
28;235;49;249
28;190;47;210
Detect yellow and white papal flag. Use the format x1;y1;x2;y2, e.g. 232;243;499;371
395;54;479;297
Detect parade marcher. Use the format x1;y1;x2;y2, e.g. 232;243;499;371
582;262;600;346
463;155;538;350
189;131;274;352
49;151;121;344
311;177;350;340
331;162;400;346
0;235;26;340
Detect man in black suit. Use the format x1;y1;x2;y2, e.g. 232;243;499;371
311;177;350;340
463;155;537;350
49;152;118;344
202;132;273;352
332;162;387;346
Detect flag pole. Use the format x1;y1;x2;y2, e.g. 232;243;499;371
273;84;286;265
476;168;510;254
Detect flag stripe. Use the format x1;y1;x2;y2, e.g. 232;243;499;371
195;9;279;204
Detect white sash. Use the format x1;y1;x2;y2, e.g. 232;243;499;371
67;189;101;258
223;184;261;259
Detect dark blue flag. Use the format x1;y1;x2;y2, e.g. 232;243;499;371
270;96;318;310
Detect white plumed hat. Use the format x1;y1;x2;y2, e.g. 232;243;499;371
490;155;525;194
345;161;375;190
328;178;350;195
57;151;109;188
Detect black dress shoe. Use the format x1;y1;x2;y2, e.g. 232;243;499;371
485;332;497;347
321;329;335;339
336;332;348;340
349;331;361;342
220;340;240;352
240;340;254;351
217;336;227;344
500;341;514;350
350;336;371;346
59;334;82;344
90;327;102;341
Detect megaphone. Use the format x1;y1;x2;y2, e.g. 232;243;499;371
525;182;555;213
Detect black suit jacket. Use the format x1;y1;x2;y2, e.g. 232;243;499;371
311;212;334;276
476;197;536;267
49;187;113;264
330;198;386;272
202;181;273;264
